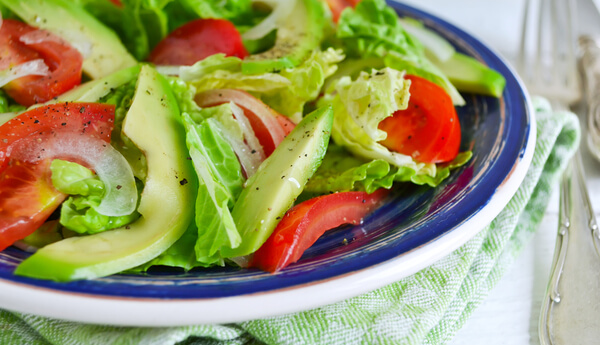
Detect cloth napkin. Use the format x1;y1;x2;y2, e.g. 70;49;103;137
0;97;581;345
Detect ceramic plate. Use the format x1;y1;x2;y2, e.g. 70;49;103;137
0;1;535;326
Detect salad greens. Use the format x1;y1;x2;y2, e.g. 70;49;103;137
0;0;506;280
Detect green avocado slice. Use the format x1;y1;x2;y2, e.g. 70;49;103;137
0;0;137;79
221;105;334;258
14;65;197;281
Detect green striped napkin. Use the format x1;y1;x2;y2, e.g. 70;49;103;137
0;97;581;345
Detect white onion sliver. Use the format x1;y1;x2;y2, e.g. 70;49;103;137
242;0;297;40
230;102;266;160
21;29;92;58
217;102;265;177
12;132;138;217
155;65;182;77
0;59;50;88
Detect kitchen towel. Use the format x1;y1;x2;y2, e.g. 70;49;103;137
0;97;581;345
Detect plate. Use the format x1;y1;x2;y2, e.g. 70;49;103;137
0;1;534;326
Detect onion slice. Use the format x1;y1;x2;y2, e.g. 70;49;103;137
227;102;265;177
0;59;50;88
20;29;92;58
242;0;297;40
11;132;138;217
195;89;286;155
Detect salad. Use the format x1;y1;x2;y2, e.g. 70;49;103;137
0;0;505;281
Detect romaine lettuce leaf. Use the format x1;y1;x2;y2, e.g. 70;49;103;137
50;159;140;235
183;114;244;267
175;48;344;122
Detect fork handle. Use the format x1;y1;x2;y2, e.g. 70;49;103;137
539;152;600;345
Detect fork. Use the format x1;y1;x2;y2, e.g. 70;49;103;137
517;0;600;344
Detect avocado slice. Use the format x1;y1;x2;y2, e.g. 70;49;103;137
0;0;137;79
241;0;326;75
429;52;506;98
14;65;197;281
221;105;333;258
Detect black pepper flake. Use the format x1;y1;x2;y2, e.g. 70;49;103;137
116;185;122;190
61;122;67;126
179;178;188;186
79;106;85;113
34;119;39;124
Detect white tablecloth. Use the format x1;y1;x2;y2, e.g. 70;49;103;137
396;0;600;344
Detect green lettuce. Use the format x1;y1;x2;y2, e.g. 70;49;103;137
305;145;473;194
183;114;244;266
50;160;140;235
176;48;344;122
335;0;464;105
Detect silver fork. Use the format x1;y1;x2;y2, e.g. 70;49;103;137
518;0;600;344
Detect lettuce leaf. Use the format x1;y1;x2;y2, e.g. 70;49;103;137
183;114;244;266
335;0;464;105
50;159;140;235
305;145;473;194
175;48;344;122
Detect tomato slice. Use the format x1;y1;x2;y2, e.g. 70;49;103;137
195;89;293;157
0;19;83;106
148;18;248;66
326;0;361;22
0;103;115;251
378;75;461;164
250;189;388;272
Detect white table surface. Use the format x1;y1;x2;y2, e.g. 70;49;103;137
396;0;600;344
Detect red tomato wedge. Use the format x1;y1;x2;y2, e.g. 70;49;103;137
195;89;292;156
250;189;388;273
148;18;248;66
0;103;115;251
0;19;83;106
326;0;361;22
378;75;461;164
0;159;67;251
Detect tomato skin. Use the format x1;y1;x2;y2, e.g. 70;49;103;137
0;103;115;251
326;0;361;22
0;19;83;106
148;19;248;66
378;75;461;164
250;189;388;273
195;89;292;157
